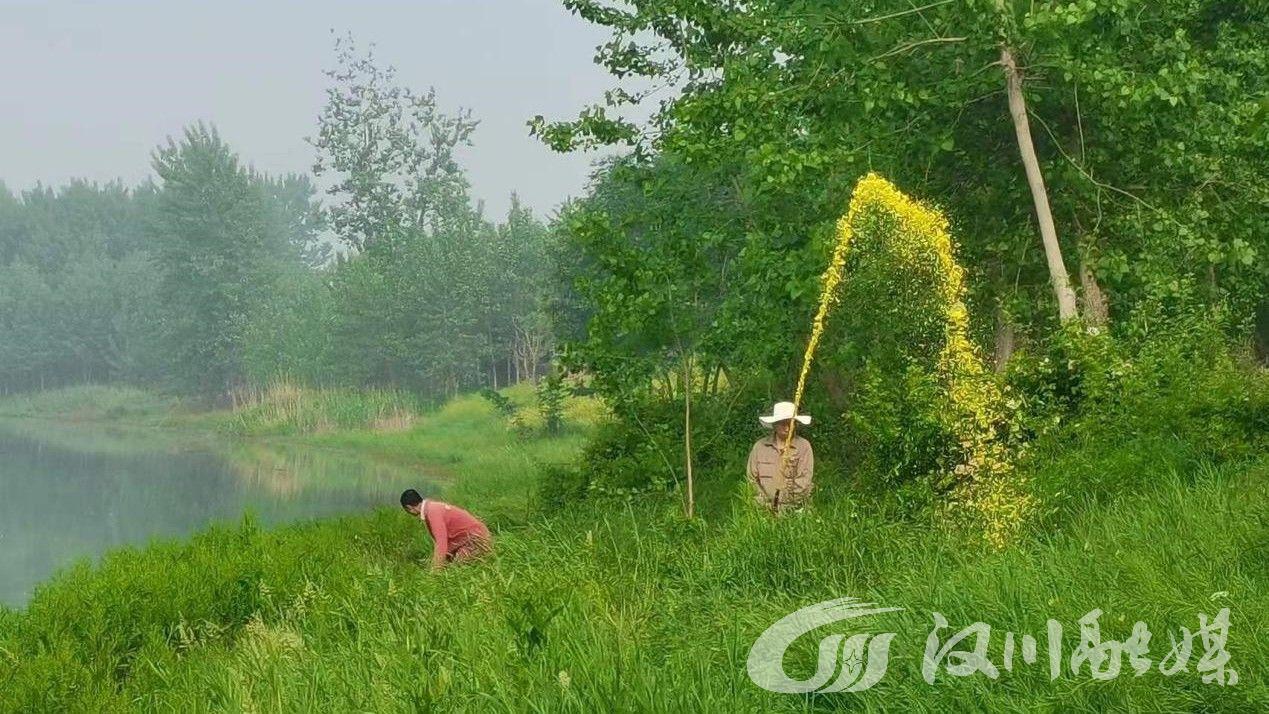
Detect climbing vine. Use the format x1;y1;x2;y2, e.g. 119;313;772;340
790;173;1031;547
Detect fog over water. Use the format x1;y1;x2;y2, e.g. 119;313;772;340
0;421;433;605
0;0;617;217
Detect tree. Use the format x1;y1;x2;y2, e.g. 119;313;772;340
1000;44;1078;322
549;155;775;407
312;36;554;398
263;173;330;269
150;123;291;397
538;0;1268;338
497;195;554;384
0;262;55;392
311;33;478;255
0;180;164;392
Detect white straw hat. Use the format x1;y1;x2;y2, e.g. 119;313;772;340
759;401;811;427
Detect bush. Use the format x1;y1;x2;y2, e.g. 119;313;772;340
1002;308;1268;530
543;384;787;517
536;369;569;436
221;379;422;435
816;174;1027;547
531;463;590;514
1006;311;1267;459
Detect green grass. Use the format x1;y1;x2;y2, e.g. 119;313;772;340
266;386;600;525
217;379;426;436
0;384;181;425
0;396;1264;711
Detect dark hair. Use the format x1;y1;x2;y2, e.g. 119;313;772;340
400;489;423;508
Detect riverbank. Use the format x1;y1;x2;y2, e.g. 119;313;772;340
0;383;602;526
0;382;1266;711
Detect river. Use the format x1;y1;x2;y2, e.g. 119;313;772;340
0;419;431;606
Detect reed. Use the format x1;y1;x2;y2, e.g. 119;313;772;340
223;378;423;436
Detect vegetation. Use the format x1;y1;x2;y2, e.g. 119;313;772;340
1;3;1266;711
0;40;554;402
0;353;1264;711
219;379;424;437
0;384;180;425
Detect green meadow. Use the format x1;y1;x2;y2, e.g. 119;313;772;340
0;369;1264;712
1;2;1265;711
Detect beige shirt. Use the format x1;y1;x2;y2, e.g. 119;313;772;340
747;434;814;508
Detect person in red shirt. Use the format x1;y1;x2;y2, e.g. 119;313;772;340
400;489;493;569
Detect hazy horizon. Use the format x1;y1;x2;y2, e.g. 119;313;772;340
0;0;623;219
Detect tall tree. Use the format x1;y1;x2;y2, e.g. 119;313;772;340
311;33;478;255
496;194;553;383
150;123;290;397
263;173;330;269
312;36;553;397
537;0;1268;335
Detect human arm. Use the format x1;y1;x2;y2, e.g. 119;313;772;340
423;502;448;569
746;443;760;486
797;441;814;496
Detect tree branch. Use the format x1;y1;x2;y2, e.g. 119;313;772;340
869;36;966;62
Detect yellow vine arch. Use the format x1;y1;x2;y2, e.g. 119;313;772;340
780;173;1030;548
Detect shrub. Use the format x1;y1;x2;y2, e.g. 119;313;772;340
536;369;569;436
820;174;1029;548
1008;308;1269;471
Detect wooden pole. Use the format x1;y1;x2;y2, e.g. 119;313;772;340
683;352;695;519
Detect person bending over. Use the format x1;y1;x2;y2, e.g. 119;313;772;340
400;489;493;569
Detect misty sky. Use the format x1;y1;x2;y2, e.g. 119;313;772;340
1;0;626;218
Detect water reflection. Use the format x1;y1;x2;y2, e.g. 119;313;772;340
0;419;432;606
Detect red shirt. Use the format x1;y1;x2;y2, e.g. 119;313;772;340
420;501;490;566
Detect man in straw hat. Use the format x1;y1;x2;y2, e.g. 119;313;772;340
747;401;815;512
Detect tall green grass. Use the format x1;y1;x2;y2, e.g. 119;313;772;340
0;360;1262;711
0;437;1263;711
220;379;425;436
294;386;601;525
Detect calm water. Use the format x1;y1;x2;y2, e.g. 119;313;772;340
0;419;432;606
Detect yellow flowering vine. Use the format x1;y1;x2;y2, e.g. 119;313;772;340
781;172;1031;548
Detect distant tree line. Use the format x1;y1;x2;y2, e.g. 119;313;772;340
0;40;554;400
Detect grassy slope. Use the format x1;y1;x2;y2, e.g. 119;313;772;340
0;387;1265;712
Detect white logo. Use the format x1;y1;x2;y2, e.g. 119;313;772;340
746;597;901;693
748;600;1238;693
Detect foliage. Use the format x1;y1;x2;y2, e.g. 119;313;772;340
149;124;299;397
815;174;1027;547
536;368;569;436
541;0;1268;341
309;39;555;398
480;387;530;437
1;409;1264;711
0;184;164;392
311;34;477;254
1008;308;1269;469
0;37;556;402
219;379;423;436
549;155;805;410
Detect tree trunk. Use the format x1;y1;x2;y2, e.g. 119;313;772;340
1079;260;1109;329
682;353;695;520
994;307;1016;373
1002;46;1079;323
